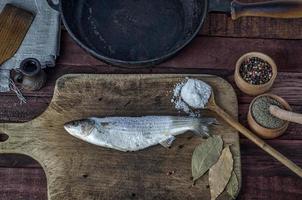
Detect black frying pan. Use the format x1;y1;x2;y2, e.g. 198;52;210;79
48;0;302;67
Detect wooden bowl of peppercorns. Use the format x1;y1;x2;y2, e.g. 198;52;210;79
234;52;277;96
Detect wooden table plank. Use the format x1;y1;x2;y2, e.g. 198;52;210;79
202;13;302;40
0;139;301;200
239;140;302;200
200;0;302;40
0;95;51;123
0;154;42;168
0;168;47;200
3;70;302;105
230;72;302;105
1;2;302;199
57;32;302;72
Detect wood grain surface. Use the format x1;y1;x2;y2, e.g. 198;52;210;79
0;74;241;200
0;4;34;65
0;0;302;199
230;0;302;20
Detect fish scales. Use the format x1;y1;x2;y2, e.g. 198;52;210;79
64;116;215;152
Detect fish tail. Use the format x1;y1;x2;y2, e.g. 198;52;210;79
191;118;217;137
171;117;216;137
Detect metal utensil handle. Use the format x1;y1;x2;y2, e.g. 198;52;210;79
231;0;302;20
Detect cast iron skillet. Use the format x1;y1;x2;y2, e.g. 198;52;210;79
48;0;302;67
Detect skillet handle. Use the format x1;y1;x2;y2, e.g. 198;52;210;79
231;0;302;20
47;0;60;11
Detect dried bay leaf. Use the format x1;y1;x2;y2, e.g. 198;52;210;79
209;146;234;200
216;191;232;200
216;171;239;200
192;135;223;182
226;171;239;199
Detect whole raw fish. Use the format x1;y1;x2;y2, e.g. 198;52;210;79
64;116;215;152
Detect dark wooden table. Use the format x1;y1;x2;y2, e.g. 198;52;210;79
1;1;302;199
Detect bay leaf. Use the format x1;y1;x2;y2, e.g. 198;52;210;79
209;146;234;200
216;191;232;200
226;171;239;199
192;135;223;182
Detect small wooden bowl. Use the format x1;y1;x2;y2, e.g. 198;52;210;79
234;52;277;96
248;94;292;139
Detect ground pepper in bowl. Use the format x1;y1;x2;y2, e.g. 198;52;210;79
239;57;273;85
251;96;286;129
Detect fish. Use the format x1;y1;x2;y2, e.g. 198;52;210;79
64;116;215;152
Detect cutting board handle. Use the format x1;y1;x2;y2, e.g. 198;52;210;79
0;123;33;154
0;124;12;152
0;132;9;143
231;0;302;20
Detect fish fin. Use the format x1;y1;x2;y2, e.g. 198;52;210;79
193;118;218;138
159;136;176;148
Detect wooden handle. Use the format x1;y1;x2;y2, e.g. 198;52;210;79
270;105;302;125
211;105;302;177
231;0;302;20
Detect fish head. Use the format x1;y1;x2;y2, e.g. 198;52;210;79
64;119;96;140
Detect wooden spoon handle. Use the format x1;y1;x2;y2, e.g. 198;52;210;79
231;0;302;20
270;105;302;125
211;105;302;177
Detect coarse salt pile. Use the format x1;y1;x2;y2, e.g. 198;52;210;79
171;78;212;116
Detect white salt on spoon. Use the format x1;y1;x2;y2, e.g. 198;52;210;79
172;78;211;116
173;78;302;177
180;79;211;109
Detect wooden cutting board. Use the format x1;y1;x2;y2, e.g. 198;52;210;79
0;74;241;200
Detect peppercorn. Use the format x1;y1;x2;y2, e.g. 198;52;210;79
239;57;273;85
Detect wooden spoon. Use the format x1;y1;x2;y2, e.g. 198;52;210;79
206;91;302;177
270;105;302;125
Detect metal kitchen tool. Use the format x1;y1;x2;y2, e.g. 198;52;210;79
48;0;302;67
